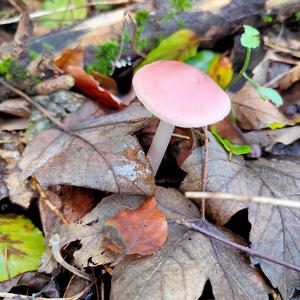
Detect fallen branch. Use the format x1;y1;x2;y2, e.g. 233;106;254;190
185;191;300;209
176;219;300;272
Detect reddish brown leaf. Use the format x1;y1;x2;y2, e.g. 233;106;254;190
211;116;247;145
66;66;123;109
104;197;168;256
54;48;117;93
54;48;84;71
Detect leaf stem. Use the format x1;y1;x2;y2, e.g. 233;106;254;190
225;47;251;90
176;219;300;272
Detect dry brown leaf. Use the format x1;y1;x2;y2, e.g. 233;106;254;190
54;47;84;71
0;133;33;207
211;116;247;145
59;187;199;267
20;104;155;195
181;134;300;299
109;192;270;300
59;186;270;299
104;197;167;256
232;84;292;130
244;126;300;152
47;186;96;223
66;66;123;109
0;99;30;118
0;118;28;131
66;101;152;131
277;65;300;91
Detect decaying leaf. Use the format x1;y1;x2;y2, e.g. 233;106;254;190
59;187;270;299
0;215;46;282
104;197;167;256
0;98;30;118
110;194;270;300
232;84;292;129
66;66;123;109
26;91;85;142
46;186;96;224
0;133;33;208
20;103;155;195
58;187;198;267
181;134;300;299
244;126;300;152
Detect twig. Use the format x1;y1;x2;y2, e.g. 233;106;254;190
200;126;209;219
0;282;94;300
176;219;300;272
0;79;64;129
49;234;93;281
185;191;300;209
0;0;141;25
31;177;69;224
125;11;147;58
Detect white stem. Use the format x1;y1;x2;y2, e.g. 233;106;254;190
147;120;175;176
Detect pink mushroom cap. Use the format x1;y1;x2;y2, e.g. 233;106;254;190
133;60;231;128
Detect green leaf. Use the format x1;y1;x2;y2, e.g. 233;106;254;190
137;29;200;69
185;50;233;89
240;25;260;49
0;215;46;282
257;86;283;107
211;126;251;155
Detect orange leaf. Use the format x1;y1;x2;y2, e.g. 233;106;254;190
54;48;84;71
103;197;168;256
66;65;124;109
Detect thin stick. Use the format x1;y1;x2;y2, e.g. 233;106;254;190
185;191;300;209
0;79;64;129
176;219;300;272
0;282;94;300
1;0;141;25
32;178;69;224
200;126;209;219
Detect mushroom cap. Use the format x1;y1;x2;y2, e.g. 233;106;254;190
132;60;231;128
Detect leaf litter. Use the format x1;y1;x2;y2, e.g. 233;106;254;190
1;1;300;299
181;133;300;299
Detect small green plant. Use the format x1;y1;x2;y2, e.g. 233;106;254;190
86;41;119;76
135;10;150;51
294;11;300;21
211;126;251;159
161;0;192;26
262;14;273;23
226;25;283;107
0;57;28;80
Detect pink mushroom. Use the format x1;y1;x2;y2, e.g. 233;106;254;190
133;60;231;175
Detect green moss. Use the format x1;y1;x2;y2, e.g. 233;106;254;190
135;10;150;51
0;58;28;80
86;41;119;76
161;0;192;25
262;14;273;23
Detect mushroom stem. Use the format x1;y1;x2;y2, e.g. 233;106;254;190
147;120;175;176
